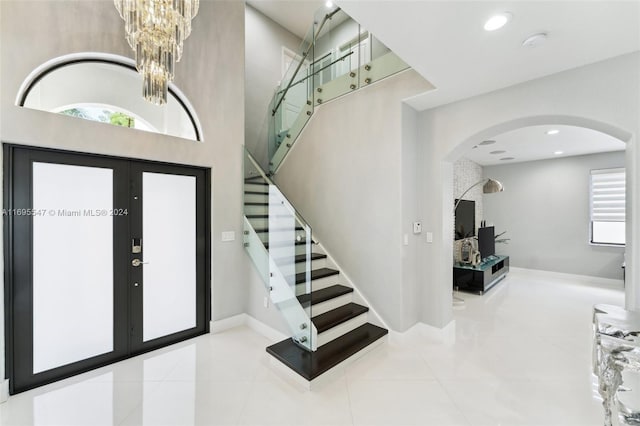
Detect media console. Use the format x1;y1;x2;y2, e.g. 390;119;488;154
453;255;509;295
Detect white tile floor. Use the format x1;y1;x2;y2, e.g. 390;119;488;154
0;268;625;425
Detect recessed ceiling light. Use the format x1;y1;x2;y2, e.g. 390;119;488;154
479;140;496;146
325;0;333;7
546;129;560;135
484;12;513;31
500;157;515;161
554;151;564;155
522;32;548;48
490;150;506;154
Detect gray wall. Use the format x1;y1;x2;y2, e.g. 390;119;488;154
0;0;246;383
245;5;302;170
484;151;626;279
274;70;433;331
416;53;639;327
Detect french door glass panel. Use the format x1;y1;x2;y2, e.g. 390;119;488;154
32;162;114;373
142;172;197;342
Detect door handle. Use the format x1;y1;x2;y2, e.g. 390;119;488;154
131;259;149;267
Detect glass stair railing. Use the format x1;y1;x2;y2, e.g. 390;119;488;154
242;5;407;354
243;148;317;351
260;5;411;174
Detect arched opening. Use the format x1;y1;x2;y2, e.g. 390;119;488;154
444;114;633;310
16;53;203;141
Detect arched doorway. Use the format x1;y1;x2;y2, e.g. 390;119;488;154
443;114;634;313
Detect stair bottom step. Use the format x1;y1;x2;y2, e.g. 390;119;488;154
266;323;388;381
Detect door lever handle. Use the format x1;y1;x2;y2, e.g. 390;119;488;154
131;259;149;267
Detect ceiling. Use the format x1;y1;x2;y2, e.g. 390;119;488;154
248;1;639;163
464;125;625;166
338;0;640;110
247;1;325;39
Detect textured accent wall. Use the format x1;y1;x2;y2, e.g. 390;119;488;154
453;157;483;261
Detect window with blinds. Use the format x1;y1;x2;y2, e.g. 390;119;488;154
590;168;625;246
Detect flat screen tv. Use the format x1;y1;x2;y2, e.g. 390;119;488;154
454;199;475;240
478;226;495;260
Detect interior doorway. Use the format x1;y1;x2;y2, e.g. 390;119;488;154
4;145;211;394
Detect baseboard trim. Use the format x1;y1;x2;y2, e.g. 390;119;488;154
209;314;246;334
509;267;624;289
245;315;288;343
0;379;9;403
210;314;288;343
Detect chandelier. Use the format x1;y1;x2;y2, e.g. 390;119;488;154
114;0;199;105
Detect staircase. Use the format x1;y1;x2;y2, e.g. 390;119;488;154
242;4;409;382
243;169;387;382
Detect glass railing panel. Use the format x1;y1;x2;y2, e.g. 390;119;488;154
265;7;412;174
243;148;316;351
358;32;410;87
311;9;360;107
269;22;315;175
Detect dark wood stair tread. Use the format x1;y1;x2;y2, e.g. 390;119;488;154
297;285;353;307
266;323;388;380
246;214;300;220
264;240;308;249
254;226;304;233
295;267;339;284
312;303;369;333
295;253;326;263
272;253;327;267
244;191;268;195
244;202;269;206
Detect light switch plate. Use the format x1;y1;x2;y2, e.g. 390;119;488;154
413;222;422;234
221;231;235;242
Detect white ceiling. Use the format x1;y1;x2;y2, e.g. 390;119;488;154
464;125;625;166
247;0;325;39
249;1;639;163
338;0;640;110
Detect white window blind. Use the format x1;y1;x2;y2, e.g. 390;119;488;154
590;168;625;245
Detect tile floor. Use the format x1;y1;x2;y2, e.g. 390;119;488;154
0;268;625;425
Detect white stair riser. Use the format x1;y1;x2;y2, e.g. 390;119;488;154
295;274;340;295
256;231;307;244
316;313;368;347
244;183;269;193
247;217;305;230
244;193;268;203
295;257;327;274
244;204;269;215
268;244;310;257
304;293;352;317
246;217;269;229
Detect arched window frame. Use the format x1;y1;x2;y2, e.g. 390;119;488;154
16;52;203;142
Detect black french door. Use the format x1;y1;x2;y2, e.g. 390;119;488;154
4;145;210;394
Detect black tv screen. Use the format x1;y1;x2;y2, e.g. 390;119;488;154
478;226;495;260
454;199;475;240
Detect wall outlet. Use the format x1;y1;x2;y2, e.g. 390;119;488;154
263;296;269;308
413;222;422;234
403;234;409;246
221;231;235;242
426;232;433;243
